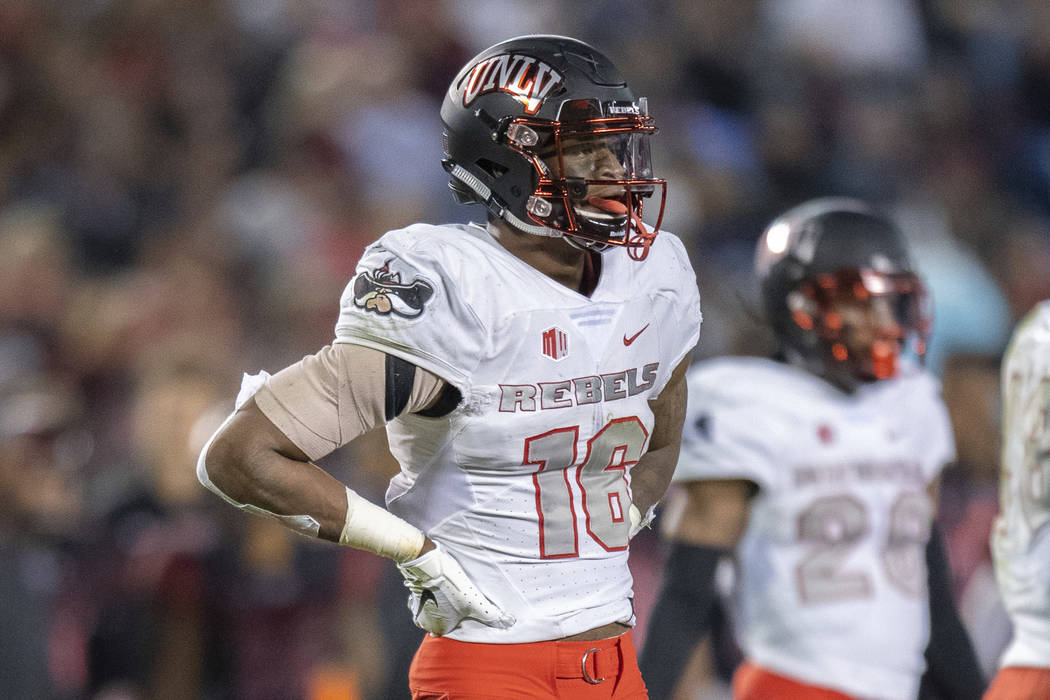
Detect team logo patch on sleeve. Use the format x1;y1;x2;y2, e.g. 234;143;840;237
352;260;434;318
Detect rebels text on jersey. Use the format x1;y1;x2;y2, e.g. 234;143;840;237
336;222;702;643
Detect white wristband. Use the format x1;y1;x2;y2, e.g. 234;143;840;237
339;487;426;563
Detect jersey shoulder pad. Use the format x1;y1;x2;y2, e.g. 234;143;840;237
631;230;698;296
334;223;488;390
675;357;806;488
628;230;702;371
687;355;824;402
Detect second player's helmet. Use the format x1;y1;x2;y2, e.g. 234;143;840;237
441;35;665;260
755;198;931;388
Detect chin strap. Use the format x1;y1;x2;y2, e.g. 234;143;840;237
451;158;657;259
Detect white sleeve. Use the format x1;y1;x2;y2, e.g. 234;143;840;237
663;233;703;367
649;233;703;395
912;372;956;483
673;369;780;490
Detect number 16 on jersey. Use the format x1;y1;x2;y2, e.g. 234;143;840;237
526;417;648;558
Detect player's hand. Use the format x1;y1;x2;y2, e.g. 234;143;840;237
397;544;515;635
629;503;655;538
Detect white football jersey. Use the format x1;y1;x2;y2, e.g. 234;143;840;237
335;222;701;643
993;300;1050;669
675;357;954;700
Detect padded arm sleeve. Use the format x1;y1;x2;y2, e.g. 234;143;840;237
254;343;445;461
918;523;986;700
639;543;728;700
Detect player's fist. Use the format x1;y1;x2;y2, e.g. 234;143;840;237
397;545;515;636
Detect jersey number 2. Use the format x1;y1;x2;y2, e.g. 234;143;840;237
796;492;929;603
525;417;648;558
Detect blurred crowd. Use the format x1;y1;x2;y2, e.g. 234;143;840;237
2;1;1048;698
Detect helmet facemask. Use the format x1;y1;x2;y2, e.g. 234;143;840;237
503;98;665;260
787;268;931;388
441;36;666;260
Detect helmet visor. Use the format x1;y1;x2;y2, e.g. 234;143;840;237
538;131;656;183
818;270;930;334
793;269;931;380
506;105;664;258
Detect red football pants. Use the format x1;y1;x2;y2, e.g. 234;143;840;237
984;666;1050;700
408;630;648;699
733;660;857;700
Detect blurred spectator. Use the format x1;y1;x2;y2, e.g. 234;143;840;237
893;198;1013;375
0;371;87;699
761;0;928;79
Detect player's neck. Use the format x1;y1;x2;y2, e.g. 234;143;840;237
486;220;598;295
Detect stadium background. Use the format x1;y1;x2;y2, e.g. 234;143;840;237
1;1;1044;697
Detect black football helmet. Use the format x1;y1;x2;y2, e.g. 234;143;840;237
441;35;666;260
755;198;931;389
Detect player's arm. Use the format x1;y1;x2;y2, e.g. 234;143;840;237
628;356;691;532
919;476;986;699
198;344;513;634
199;344;438;554
203;395;376;541
639;478;755;700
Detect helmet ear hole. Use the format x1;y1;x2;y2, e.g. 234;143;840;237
476;159;508;179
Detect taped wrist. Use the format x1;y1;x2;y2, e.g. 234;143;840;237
339;487;426;563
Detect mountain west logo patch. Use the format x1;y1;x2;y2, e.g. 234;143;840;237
352;260;434;318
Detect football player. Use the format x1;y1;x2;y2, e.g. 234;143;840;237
639;198;983;699
984;300;1050;700
197;35;701;699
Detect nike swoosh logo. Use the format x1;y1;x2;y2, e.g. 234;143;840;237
623;324;650;346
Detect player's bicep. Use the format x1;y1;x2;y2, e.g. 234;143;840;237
254;344;348;459
256;343;448;461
